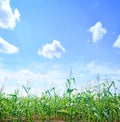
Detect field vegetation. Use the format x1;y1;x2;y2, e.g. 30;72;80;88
0;76;120;122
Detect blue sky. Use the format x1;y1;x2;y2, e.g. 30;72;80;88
0;0;120;95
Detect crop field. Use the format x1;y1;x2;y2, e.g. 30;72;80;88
0;77;120;122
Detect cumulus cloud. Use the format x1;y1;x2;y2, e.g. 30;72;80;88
38;40;65;59
113;35;120;48
0;37;19;54
0;0;20;29
88;21;107;43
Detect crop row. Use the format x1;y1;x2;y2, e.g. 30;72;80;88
0;78;120;122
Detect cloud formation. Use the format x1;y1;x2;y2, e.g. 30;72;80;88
0;0;20;29
113;35;120;48
0;37;19;54
38;40;65;59
0;61;120;95
89;21;107;43
0;66;66;95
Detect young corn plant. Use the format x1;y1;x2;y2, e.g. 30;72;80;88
0;86;5;120
22;85;33;121
0;76;119;122
8;89;22;122
65;77;76;122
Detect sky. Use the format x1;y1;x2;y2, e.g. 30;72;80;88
0;0;120;95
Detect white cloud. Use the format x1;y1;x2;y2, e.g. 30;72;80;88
38;40;65;59
0;37;19;54
113;35;120;48
0;61;120;95
73;61;120;82
0;0;20;29
89;21;107;43
0;66;67;95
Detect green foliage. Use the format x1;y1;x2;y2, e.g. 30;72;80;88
0;78;120;122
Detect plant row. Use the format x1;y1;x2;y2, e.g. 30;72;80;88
0;78;120;122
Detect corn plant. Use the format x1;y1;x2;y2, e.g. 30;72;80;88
0;77;119;122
